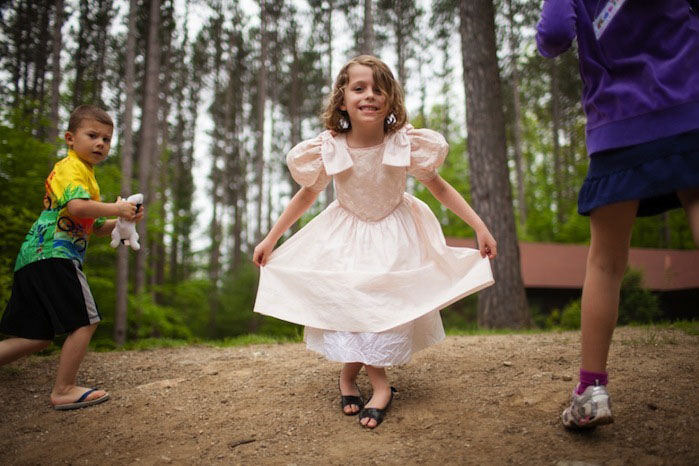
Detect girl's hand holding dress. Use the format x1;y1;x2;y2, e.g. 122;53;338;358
253;238;275;267
476;227;497;259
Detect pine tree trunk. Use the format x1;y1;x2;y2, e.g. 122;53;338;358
47;0;63;152
362;0;375;55
459;0;529;328
72;0;89;108
255;0;268;242
323;4;334;207
506;0;526;227
134;0;161;295
550;59;564;226
114;0;138;345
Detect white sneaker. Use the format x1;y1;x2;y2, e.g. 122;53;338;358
561;384;614;429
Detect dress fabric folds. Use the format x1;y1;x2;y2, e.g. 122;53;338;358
254;125;494;365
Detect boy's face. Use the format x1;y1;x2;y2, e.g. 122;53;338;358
65;119;113;166
341;64;388;130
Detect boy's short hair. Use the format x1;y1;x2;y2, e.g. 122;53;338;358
68;105;114;132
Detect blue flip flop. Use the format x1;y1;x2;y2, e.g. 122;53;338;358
53;388;110;411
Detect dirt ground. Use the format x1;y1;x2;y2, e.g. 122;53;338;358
1;327;697;466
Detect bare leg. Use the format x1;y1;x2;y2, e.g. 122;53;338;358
580;200;638;373
0;338;51;366
360;365;392;428
678;188;699;246
340;362;364;414
50;324;106;406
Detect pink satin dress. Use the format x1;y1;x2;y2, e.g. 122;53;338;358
253;125;494;366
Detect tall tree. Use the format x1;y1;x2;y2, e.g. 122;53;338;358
505;0;527;227
134;0;161;295
47;0;64;151
362;0;375;55
114;0;138;345
459;0;529;328
377;0;423;85
254;0;269;242
550;58;563;226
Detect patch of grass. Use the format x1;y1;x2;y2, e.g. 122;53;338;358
88;334;302;352
1;365;23;375
620;328;679;347
445;324;550;336
120;338;199;351
667;320;699;336
210;334;302;347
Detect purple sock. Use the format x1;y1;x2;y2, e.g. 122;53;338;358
575;369;608;395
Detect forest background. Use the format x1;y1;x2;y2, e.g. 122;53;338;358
0;0;694;347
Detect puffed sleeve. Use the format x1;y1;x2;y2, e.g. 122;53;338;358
406;128;449;183
286;135;332;192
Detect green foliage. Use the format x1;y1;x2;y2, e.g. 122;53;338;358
559;299;581;329
618;268;661;325
439;295;478;330
128;293;193;340
0;114;56;309
216;263;302;339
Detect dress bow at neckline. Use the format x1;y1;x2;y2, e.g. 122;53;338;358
319;124;413;175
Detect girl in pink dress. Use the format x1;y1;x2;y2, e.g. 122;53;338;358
253;55;496;429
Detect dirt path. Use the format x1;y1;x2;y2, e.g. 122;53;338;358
1;327;697;465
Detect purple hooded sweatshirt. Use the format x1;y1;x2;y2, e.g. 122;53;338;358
536;0;699;154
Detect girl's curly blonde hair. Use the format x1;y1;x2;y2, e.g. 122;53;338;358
322;55;407;134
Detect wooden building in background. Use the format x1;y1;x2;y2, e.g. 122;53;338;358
446;239;699;318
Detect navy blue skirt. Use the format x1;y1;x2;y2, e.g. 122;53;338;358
578;129;699;217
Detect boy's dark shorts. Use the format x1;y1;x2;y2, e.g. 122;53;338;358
0;258;101;340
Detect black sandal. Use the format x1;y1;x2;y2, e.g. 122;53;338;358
359;386;396;428
340;382;365;415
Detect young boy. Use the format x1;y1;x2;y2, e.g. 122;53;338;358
0;105;143;410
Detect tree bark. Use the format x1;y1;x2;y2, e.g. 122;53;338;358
550;59;564;226
134;0;161;295
47;0;63;153
255;0;268;242
506;0;526;227
114;0;138;345
362;0;375;55
323;1;335;207
459;0;529;328
72;0;89;108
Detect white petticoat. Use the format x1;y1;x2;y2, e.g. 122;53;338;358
304;310;445;366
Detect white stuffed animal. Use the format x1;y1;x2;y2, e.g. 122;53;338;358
110;193;143;250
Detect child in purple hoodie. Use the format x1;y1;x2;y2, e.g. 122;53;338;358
537;0;699;429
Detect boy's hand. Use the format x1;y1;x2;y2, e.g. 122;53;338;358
115;196;137;220
252;237;275;267
476;228;497;259
133;204;145;223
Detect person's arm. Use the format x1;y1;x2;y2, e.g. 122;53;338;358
536;0;577;58
67;196;136;220
421;175;497;259
93;219;117;236
253;187;321;266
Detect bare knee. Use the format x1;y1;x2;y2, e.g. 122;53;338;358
75;323;99;334
587;249;628;282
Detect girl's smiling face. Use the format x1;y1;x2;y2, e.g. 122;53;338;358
341;64;387;129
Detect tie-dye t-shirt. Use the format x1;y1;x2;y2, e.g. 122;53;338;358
14;150;106;271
